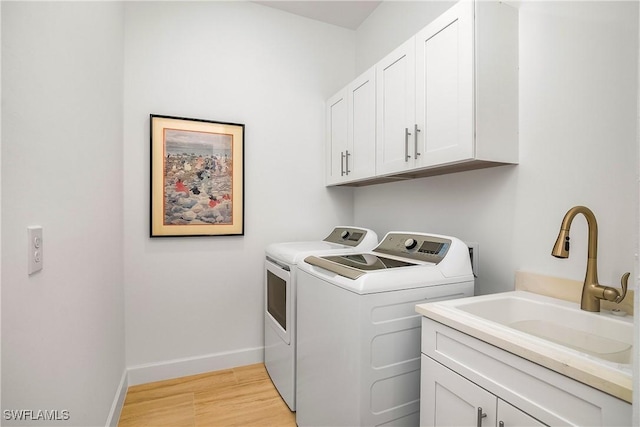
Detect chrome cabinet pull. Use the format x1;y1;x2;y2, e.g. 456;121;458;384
414;124;421;158
405;128;412;161
341;151;345;176
477;407;487;427
345;150;351;175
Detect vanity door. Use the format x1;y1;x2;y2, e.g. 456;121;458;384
498;400;547;427
420;355;496;427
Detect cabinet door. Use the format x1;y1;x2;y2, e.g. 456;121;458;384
347;67;376;181
421;355;497;427
376;38;416;175
498;400;548;427
415;0;474;168
326;89;348;185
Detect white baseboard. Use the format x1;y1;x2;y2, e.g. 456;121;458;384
105;370;128;427
126;346;264;386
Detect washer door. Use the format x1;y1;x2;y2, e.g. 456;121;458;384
265;259;291;345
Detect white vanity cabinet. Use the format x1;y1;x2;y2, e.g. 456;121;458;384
326;67;376;185
422;355;546;426
420;318;632;427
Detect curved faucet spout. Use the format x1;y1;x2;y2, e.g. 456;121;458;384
551;206;628;312
551;205;598;261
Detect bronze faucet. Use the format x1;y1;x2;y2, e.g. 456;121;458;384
551;206;629;312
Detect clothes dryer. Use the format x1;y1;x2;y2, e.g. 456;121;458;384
264;226;378;411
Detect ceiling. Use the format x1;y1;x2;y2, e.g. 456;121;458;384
253;1;383;30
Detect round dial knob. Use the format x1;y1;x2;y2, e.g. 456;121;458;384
404;238;417;250
340;230;351;240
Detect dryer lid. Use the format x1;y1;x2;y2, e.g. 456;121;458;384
265;227;379;265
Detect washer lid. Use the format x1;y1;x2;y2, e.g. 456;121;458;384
324;254;417;271
304;254;421;280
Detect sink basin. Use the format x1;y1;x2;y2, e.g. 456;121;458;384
455;293;633;364
415;290;634;403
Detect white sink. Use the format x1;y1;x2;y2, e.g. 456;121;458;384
454;292;633;364
416;290;634;402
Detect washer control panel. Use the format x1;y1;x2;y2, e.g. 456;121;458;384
375;233;451;264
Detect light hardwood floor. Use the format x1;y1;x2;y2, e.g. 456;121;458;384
118;364;297;427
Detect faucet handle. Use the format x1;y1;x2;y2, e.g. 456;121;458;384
614;272;630;303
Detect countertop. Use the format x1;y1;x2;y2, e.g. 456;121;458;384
416;274;633;403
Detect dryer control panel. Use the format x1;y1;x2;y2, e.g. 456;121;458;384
374;233;451;264
324;227;373;247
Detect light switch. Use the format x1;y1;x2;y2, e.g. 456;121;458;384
27;226;43;275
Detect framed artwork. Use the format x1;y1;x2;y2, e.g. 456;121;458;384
150;114;244;237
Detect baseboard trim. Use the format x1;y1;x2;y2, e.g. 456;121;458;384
126;346;264;386
105;370;128;427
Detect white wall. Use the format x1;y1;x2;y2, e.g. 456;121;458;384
1;2;125;426
123;1;355;373
353;1;639;296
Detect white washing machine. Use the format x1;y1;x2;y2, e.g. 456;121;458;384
264;226;378;411
295;231;474;427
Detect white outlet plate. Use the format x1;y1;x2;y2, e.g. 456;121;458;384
27;226;43;275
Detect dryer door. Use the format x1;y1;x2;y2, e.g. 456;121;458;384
265;258;291;344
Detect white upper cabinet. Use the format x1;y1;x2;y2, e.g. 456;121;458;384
348;68;377;182
326;0;518;186
375;38;416;175
415;0;475;168
326;67;377;185
326;89;348;185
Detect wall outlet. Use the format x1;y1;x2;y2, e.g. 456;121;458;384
466;242;478;278
27;226;43;275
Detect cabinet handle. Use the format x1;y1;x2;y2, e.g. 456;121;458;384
345;150;351;175
414;124;421;158
341;151;345;176
476;407;487;427
499;422;505;427
405;128;412;161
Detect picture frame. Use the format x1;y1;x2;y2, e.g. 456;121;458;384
150;114;244;237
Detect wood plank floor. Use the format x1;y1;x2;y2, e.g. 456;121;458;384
118;364;297;427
